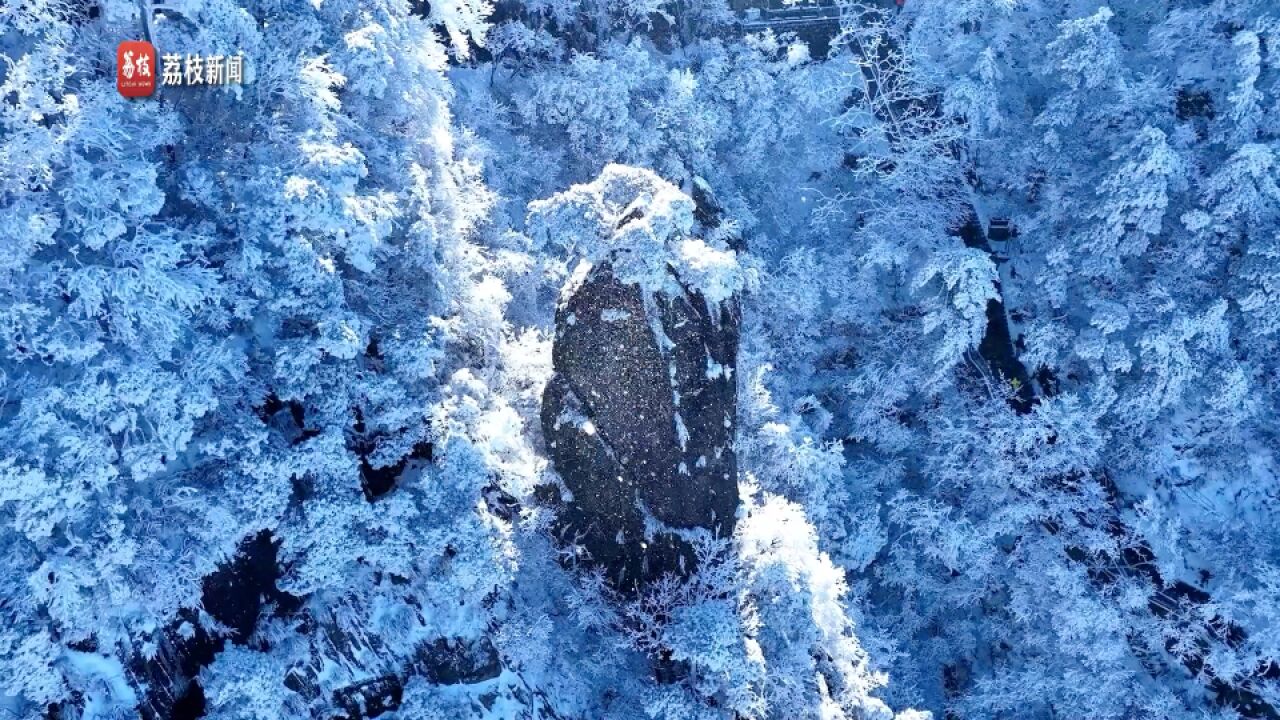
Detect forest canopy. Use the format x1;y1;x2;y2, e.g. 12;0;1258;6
1;0;1278;718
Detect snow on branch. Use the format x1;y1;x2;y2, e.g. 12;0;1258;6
526;164;746;305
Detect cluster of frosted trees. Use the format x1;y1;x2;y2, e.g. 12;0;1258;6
1;0;1277;718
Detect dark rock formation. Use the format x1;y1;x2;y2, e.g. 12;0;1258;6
541;180;741;593
953;212;1035;414
332;676;403;720
131;531;298;720
289;635;502;720
420;637;503;686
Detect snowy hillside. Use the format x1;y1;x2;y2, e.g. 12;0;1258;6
1;0;1278;719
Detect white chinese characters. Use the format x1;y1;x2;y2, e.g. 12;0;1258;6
121;50;152;80
161;53;245;86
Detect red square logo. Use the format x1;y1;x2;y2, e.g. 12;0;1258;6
117;41;156;98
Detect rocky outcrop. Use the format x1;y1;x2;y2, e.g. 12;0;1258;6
284;632;503;719
128;531;298;720
539;174;742;593
953;213;1036;413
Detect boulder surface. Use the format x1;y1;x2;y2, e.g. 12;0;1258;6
539;174;742;592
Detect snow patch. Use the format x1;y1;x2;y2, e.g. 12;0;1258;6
527;165;744;306
706;355;733;380
63;651;137;719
